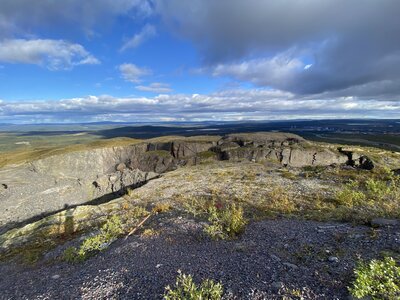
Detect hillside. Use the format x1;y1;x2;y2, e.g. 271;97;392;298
0;132;399;299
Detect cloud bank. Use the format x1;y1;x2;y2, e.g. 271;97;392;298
1;89;399;123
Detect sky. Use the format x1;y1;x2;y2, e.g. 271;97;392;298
0;0;400;124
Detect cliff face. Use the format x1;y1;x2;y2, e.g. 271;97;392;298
214;133;348;167
0;145;158;232
0;132;363;231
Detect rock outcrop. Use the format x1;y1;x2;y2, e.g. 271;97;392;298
338;147;375;170
213;133;348;167
0;132;373;231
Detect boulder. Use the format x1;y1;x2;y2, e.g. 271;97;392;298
116;163;126;172
392;169;400;176
357;156;374;170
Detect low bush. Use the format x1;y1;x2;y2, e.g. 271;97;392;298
164;271;223;300
336;180;366;206
334;169;400;221
204;202;247;240
63;215;124;262
349;256;400;299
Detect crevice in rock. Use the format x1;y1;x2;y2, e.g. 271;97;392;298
312;153;317;165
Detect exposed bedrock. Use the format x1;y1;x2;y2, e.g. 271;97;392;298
0;132;372;231
213;133;348;167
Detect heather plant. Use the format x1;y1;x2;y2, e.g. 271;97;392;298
164;271;223;300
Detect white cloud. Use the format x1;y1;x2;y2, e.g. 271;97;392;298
135;82;172;93
1;89;399;123
211;52;305;88
0;39;100;70
120;24;156;51
119;63;151;83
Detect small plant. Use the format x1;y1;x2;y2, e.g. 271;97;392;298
63;215;124;262
126;188;136;198
265;186;297;214
141;228;158;237
204;202;247;240
153;202;172;213
164;271;223;300
280;170;297;180
365;178;391;200
336;180;366;206
349;256;400;299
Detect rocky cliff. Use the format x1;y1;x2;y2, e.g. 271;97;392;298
0;132;369;232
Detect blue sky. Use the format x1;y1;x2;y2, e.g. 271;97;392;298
0;0;400;123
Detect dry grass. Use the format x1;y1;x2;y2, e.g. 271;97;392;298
167;163;400;224
152;202;172;213
141;228;159;237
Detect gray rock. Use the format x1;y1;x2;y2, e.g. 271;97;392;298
283;262;299;269
270;254;281;262
371;218;399;227
116;163;126;172
357;156;374;170
328;256;339;263
215;133;348;167
271;281;284;290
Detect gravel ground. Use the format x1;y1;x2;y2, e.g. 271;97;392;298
0;216;399;300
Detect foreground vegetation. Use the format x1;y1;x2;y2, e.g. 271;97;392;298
164;271;223;300
63;215;125;262
350;257;400;299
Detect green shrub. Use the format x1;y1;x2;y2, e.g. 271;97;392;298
365;178;391;200
335;181;366;206
63;246;79;262
204;203;247;240
334;171;400;222
164;271;223;300
63;215;124;262
349;257;400;299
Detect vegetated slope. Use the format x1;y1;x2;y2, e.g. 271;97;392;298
0;132;399;299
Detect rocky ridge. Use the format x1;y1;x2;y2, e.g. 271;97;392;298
0;132;371;233
0;132;399;300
